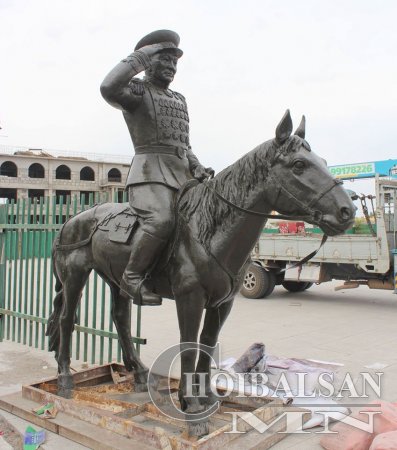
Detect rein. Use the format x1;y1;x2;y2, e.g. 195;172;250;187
204;179;334;271
278;233;328;273
204;181;310;221
204;176;343;223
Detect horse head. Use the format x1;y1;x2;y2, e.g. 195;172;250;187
265;110;356;236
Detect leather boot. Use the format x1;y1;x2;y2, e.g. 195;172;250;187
120;229;166;306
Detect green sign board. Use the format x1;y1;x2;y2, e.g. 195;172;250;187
328;160;397;180
329;162;375;179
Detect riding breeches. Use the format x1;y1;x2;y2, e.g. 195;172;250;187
128;184;176;240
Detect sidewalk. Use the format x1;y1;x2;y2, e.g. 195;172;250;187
1;281;397;449
0;341;89;449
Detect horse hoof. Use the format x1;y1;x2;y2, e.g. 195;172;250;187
57;386;73;399
200;392;219;408
187;418;209;437
147;372;159;390
57;373;74;390
185;403;205;415
134;382;148;393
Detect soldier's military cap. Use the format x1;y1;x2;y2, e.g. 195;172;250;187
135;29;183;58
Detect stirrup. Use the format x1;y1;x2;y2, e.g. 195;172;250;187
120;277;162;306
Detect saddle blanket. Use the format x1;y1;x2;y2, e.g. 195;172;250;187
97;204;138;244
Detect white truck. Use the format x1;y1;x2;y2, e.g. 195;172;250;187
241;178;397;298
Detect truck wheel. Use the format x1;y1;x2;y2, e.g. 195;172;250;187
282;281;311;293
241;264;276;299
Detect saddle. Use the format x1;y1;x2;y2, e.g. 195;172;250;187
97;204;138;244
57;180;199;257
97;179;199;246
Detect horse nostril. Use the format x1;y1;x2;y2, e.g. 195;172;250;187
340;207;352;221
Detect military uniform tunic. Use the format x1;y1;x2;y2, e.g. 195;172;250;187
124;79;199;189
100;50;203;241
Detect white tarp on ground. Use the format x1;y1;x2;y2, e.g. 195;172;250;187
212;343;350;429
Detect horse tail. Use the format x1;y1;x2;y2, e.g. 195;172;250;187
46;241;64;355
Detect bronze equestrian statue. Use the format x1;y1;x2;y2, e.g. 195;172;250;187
100;30;214;306
47;112;356;425
47;29;356;434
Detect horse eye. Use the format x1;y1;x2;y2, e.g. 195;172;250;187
293;160;305;171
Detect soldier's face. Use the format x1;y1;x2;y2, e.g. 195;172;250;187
150;52;178;84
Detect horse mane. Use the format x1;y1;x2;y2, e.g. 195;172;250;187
178;135;308;250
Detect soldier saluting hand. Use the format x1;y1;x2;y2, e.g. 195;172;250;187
101;30;214;306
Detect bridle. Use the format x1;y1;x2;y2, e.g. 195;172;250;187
203;173;343;272
204;174;343;224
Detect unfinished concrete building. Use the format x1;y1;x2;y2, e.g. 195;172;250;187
0;146;131;204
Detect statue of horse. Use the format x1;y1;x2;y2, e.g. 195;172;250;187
46;111;355;428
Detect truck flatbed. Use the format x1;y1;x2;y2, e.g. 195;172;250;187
241;178;397;298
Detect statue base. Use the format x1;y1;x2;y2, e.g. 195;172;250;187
0;363;301;449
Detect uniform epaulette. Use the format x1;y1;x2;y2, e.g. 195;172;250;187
173;91;186;103
128;78;145;96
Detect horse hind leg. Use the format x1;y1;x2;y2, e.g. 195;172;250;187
46;268;64;362
110;285;152;391
56;268;91;390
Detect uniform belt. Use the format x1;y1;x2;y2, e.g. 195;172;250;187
135;145;187;159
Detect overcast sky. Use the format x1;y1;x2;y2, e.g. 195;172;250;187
1;0;396;194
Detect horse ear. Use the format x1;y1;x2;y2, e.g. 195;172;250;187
275;110;293;144
294;115;306;139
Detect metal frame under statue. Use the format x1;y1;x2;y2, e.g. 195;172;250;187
46;30;356;436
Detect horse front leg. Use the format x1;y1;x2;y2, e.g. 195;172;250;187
110;286;152;391
175;287;206;415
196;300;234;406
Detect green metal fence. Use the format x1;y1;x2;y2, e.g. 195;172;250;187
0;193;145;364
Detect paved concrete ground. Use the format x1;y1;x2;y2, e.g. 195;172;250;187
1;280;397;449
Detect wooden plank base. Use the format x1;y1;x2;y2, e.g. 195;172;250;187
0;364;302;450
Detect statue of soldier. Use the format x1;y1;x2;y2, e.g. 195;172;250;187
100;30;214;306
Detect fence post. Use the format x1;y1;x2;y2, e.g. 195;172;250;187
0;205;6;342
